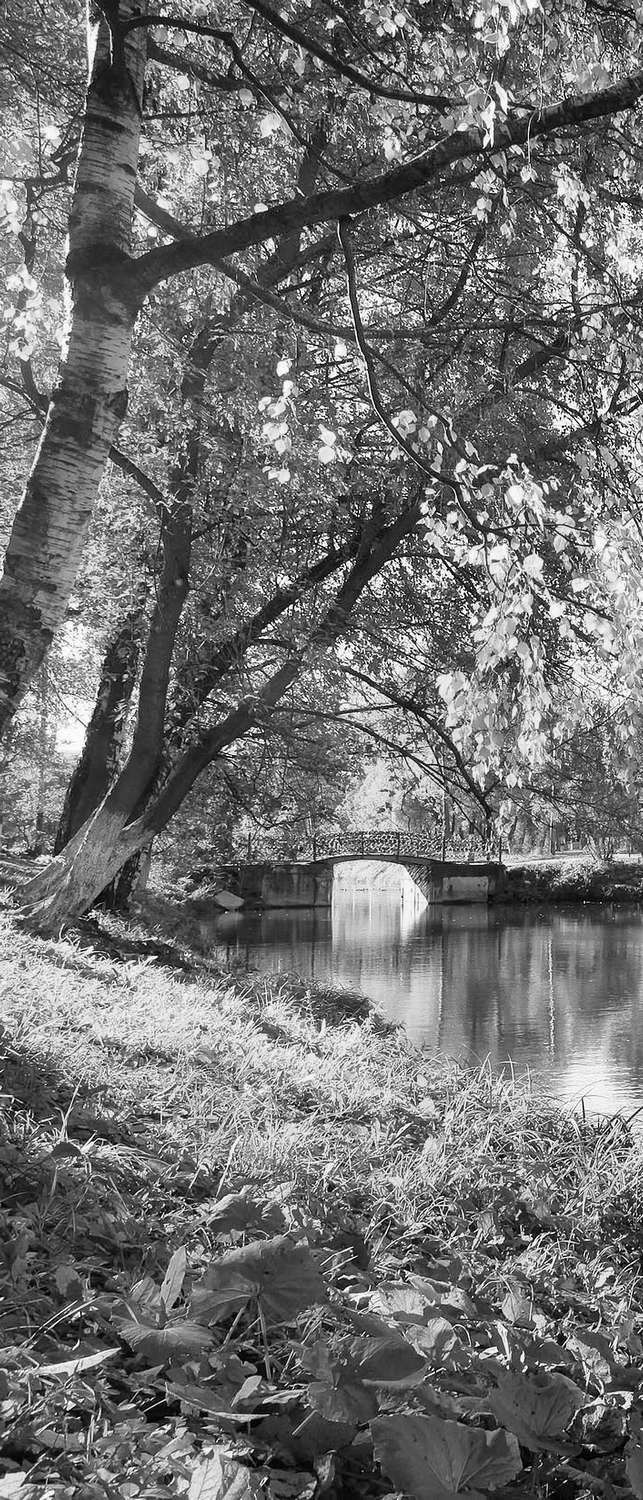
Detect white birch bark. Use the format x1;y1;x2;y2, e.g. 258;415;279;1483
0;2;148;734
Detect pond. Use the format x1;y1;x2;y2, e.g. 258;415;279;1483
202;880;643;1122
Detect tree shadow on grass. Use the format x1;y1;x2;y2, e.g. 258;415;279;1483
0;1017;212;1345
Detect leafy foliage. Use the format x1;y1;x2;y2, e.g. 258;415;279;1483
5;0;643;914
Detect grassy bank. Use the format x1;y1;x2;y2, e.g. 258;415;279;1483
0;909;641;1500
500;854;643;903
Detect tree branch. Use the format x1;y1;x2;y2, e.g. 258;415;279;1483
132;67;643;294
135;497;424;836
338;217;489;533
342;664;492;816
125;7;454;111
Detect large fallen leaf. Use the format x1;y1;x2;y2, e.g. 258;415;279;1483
166;1381;266;1421
500;1284;538;1328
0;1479;29;1498
290;1411;356;1458
188;1450;264;1500
372;1412;522;1500
352;1334;428;1386
406;1317;461;1365
307;1374;377;1423
408;1276;481;1319
369;1284;429;1323
207;1189;286;1236
488;1371;586;1452
269;1470;316;1499
566;1331;614;1385
191;1237;326;1325
118;1317;213;1361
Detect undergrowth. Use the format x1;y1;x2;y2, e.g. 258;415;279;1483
0;912;641;1500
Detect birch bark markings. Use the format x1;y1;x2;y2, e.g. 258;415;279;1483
0;3;148;735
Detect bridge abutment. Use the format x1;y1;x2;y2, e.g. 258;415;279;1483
213;856;504;908
217;860;334;908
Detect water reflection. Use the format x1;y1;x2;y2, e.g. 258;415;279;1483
203;895;643;1119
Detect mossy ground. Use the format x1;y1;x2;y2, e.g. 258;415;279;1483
0;904;641;1499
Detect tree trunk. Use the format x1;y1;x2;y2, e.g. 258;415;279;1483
54;604;146;854
20;797;148;931
104;840;153;912
19;502;421;932
0;3;147;737
32;672;50;855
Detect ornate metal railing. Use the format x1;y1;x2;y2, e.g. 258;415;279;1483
268;829;494;863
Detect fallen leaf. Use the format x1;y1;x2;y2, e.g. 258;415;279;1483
352;1335;427;1385
160;1245;187;1312
290;1411;356;1458
118;1318;213;1361
269;1470;316;1499
34;1347;120;1377
192;1237;326;1325
207;1190;286;1235
189;1450;264;1500
489;1371;586;1452
307;1376;378;1423
369;1284;428;1322
0;1478;28;1498
53;1263;83;1298
372;1412;522;1499
566;1331;614;1384
406;1317;461;1364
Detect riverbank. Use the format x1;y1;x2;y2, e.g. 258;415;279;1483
0;908;641;1499
500;854;643;903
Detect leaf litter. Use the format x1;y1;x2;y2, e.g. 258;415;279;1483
0;910;640;1500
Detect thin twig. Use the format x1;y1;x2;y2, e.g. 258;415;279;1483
337;217;489;535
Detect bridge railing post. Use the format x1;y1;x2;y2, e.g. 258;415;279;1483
312;835;317;862
361;831;364;857
395;831;400;859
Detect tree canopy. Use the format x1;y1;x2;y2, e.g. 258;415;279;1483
2;0;643;924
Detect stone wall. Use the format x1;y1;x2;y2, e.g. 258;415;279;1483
217;860;333;908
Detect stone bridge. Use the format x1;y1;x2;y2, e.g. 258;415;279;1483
218;830;504;909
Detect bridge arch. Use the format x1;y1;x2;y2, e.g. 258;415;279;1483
218;832;502;908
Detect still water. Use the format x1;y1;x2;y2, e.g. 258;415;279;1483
205;888;643;1120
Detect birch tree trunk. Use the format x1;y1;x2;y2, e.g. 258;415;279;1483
0;3;147;736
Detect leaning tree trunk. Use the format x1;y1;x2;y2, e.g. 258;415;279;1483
19;491;192;932
0;3;147;737
54;603;146;854
19;503;421;932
